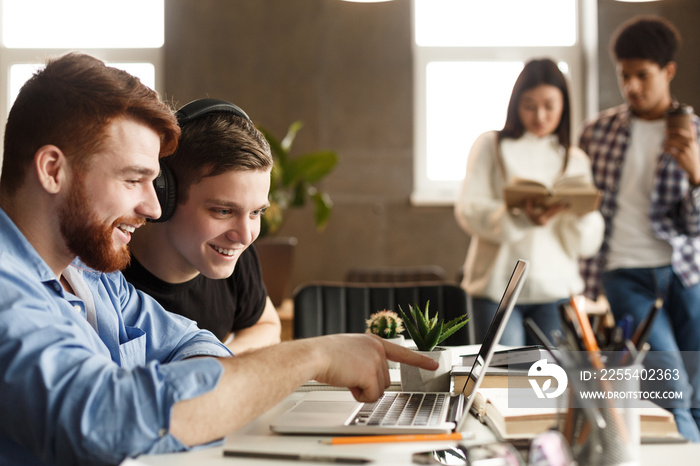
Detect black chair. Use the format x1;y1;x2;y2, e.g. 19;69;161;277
292;282;473;345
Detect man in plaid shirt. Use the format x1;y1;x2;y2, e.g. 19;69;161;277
580;15;700;441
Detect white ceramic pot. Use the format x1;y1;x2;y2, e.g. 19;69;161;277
384;335;405;369
400;346;452;392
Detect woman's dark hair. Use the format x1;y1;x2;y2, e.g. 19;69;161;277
499;58;571;151
611;15;681;68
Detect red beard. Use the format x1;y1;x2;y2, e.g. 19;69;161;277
59;180;143;273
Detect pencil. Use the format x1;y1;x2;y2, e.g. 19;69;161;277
223;450;372;464
320;432;469;445
568;297;604;370
568;296;629;445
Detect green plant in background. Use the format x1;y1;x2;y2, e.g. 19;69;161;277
366;310;405;339
398;301;470;352
258;121;338;237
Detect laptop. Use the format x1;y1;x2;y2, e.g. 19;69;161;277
270;259;529;435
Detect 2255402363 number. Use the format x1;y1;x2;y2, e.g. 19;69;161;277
579;368;681;381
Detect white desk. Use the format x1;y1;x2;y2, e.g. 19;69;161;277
134;393;496;466
134;392;700;466
133;346;700;465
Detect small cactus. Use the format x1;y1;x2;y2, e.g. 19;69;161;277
366;310;405;339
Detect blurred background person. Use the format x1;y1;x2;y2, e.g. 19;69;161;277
455;58;604;346
579;15;700;441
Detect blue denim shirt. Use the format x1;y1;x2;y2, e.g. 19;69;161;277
0;208;232;465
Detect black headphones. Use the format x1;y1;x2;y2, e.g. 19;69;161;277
150;98;251;223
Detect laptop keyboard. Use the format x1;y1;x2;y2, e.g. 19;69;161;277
351;392;448;427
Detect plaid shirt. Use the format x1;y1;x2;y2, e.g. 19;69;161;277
579;104;700;299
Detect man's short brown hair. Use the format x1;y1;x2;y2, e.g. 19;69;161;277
1;52;180;195
164;109;272;204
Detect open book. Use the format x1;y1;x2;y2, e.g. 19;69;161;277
471;388;682;442
504;174;601;215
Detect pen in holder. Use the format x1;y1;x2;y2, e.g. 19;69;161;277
559;361;643;466
525;306;646;466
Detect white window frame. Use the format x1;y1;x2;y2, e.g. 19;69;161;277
0;2;164;166
411;0;598;206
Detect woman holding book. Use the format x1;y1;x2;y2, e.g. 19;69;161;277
454;58;604;346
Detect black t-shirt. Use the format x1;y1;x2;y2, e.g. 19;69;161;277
122;245;268;341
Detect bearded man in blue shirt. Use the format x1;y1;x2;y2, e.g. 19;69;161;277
0;52;437;465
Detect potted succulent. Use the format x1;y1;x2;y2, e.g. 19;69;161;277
366;310;405;369
397;301;470;392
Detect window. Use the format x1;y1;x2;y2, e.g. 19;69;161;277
412;0;597;205
2;0;163;49
0;0;164;165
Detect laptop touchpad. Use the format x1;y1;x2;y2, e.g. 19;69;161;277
290;401;357;414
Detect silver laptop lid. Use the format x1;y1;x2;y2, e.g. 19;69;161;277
454;259;529;432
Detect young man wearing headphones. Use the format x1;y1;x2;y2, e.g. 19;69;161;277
0;53;438;465
123;98;281;354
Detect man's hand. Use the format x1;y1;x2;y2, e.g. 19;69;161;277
312;334;439;402
170;334;439;446
666;127;700;185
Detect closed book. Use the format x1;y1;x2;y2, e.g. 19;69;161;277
459;345;550;367
452;366;550;391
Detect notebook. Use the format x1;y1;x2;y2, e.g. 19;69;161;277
270;259;529;435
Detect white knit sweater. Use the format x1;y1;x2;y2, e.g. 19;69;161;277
454;131;604;303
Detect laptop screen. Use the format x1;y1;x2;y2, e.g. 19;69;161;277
459;260;529;401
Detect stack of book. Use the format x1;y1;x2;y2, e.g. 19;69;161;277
468;387;682;444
